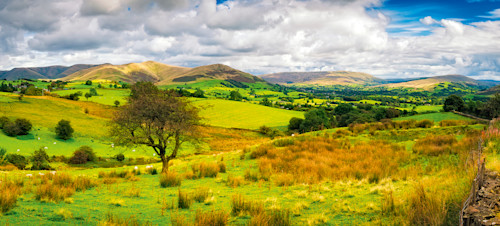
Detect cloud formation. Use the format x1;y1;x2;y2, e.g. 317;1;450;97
0;0;499;79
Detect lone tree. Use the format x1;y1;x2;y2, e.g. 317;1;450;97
114;100;120;107
55;119;74;140
110;82;200;173
443;94;465;112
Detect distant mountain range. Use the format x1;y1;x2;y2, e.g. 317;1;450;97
259;71;383;86
378;74;491;90
260;72;500;90
1;62;499;90
0;64;101;80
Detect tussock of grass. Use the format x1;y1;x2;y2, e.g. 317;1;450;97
160;172;182;188
231;194;265;216
0;179;21;213
178;189;193;209
413;134;457;156
248;209;291;226
194;209;229;226
193;187;210;203
99;212;151;226
226;174;244;188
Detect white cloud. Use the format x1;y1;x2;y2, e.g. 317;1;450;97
0;0;498;79
420;16;438;25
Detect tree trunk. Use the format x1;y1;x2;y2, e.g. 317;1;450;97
160;155;169;174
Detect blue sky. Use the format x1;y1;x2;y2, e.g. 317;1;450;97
0;0;499;79
380;0;500;36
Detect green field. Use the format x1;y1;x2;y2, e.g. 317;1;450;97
394;112;472;122
192;99;304;129
52;88;130;106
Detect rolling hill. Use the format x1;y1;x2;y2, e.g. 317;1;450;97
60;61;191;83
380;74;481;90
60;61;267;86
479;85;500;95
259;71;384;85
0;64;100;80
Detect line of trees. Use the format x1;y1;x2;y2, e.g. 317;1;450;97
444;94;500;119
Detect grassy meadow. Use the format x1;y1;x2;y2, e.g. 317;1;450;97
0;80;498;226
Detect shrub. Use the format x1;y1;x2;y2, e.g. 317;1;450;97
31;148;52;170
439;120;468;127
14;118;32;135
416;119;434;128
69;149;88;164
116;153;125;162
0;116;9;129
178;189;192;209
3;121;20;136
5;154;27;170
160;172;182;188
69;146;96;164
194;209;229;226
55;119;74;140
3;118;32;136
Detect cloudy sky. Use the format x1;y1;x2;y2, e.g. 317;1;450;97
0;0;499;79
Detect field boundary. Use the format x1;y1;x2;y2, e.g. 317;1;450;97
459;138;486;226
452;110;490;124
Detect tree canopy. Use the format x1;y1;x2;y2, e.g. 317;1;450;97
110;82;200;173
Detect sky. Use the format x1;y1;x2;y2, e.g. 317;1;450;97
0;0;499;79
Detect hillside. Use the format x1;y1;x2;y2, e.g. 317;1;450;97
160;64;266;85
479;85;500;95
60;61;191;83
0;64;100;80
61;62;267;85
259;71;384;85
381;74;480;90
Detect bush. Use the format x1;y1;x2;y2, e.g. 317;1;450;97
288;117;304;131
2;118;32;136
116;153;125;162
160;172;182;188
3;121;20;136
6;154;27;170
14;118;32;135
0;116;9;129
69;146;96;164
31;148;52;170
69;149;89;164
416;119;434;128
55;119;74;140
